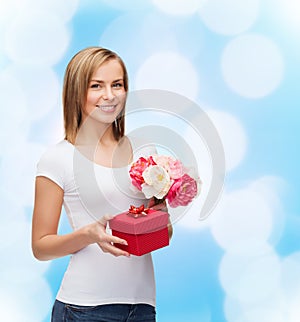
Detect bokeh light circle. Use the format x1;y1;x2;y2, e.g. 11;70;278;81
0;142;46;207
3;64;60;121
4;10;70;66
135;52;199;101
199;0;260;35
280;251;300;301
211;186;273;251
21;0;80;22
152;0;207;16
219;245;281;303
206;110;247;171
221;34;284;98
0;69;31;154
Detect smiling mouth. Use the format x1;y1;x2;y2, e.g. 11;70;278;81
96;104;117;112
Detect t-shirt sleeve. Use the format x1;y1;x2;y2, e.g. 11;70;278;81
36;146;65;190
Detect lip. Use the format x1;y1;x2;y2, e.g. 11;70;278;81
96;104;117;113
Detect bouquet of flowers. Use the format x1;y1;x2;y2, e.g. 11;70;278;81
129;155;201;208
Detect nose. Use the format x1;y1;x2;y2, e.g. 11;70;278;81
103;86;115;101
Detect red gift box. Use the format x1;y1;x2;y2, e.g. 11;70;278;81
109;206;169;256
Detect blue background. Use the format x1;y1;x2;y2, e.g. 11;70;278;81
0;0;299;321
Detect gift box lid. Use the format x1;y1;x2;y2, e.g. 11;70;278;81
109;208;168;234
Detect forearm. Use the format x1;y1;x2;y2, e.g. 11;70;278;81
168;223;173;240
32;226;91;261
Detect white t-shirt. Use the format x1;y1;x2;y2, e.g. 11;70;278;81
36;138;157;306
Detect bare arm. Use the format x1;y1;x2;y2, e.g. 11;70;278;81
167;217;173;240
31;176;129;261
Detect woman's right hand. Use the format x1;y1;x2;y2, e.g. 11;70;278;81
84;214;130;257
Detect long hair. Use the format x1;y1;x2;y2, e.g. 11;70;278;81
63;47;128;144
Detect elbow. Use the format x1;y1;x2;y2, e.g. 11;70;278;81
32;248;45;261
32;243;51;261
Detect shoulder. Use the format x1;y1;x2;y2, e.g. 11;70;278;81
36;140;74;189
39;140;74;164
37;140;74;176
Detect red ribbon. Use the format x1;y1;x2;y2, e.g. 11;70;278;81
127;205;149;218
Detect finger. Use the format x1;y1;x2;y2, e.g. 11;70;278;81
99;242;130;257
99;233;128;246
147;198;155;208
151;203;168;212
110;235;128;246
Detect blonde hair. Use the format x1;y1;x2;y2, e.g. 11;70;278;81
63;47;128;144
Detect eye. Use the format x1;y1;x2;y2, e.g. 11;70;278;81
112;82;124;88
90;83;101;89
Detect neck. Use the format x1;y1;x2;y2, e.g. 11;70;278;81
75;116;116;148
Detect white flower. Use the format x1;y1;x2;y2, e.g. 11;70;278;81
141;165;172;199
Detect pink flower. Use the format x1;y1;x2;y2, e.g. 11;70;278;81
166;173;198;208
129;154;201;208
152;155;183;179
129;157;156;190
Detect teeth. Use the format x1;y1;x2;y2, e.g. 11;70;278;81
97;105;116;112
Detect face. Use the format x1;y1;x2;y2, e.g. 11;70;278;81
82;59;126;124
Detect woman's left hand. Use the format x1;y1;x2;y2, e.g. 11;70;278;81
147;198;173;240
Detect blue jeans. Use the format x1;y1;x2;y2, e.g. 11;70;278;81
51;300;156;322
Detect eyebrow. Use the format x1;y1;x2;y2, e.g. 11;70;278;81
90;78;124;83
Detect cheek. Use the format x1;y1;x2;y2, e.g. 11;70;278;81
117;91;127;105
86;91;98;103
83;93;98;115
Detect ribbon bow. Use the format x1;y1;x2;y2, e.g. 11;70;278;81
127;205;149;218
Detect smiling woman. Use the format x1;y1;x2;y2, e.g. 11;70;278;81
31;46;170;322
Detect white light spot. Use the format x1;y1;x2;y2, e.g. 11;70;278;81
0;278;52;322
99;13;148;70
152;0;207;16
277;0;300;30
139;13;178;53
199;0;260;35
210;186;273;250
135;51;199;101
0;143;46;207
0;70;31;155
289;298;300;322
20;0;80;22
280;252;300;301
206;110;247;171
219;246;281;303
102;0;151;11
224;296;244;322
4;10;70;66
3;65;60;121
221;34;284;98
178;123;213;229
0;0;22;27
239;308;286;322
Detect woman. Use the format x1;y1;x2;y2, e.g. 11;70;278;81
31;47;172;322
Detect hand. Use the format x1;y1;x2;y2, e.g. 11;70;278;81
147;198;173;239
147;197;168;212
85;214;130;257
